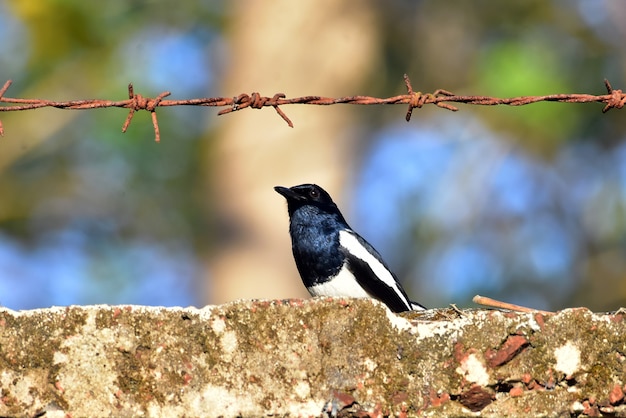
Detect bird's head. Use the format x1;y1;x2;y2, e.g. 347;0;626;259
274;184;343;219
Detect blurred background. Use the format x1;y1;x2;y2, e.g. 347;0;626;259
0;0;625;311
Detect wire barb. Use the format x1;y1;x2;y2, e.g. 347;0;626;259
602;78;626;113
217;92;293;127
121;83;136;134
121;83;171;142
404;74;459;121
0;79;13;136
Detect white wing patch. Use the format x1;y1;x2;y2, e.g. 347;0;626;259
338;230;411;307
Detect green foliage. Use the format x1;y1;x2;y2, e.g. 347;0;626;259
476;38;581;153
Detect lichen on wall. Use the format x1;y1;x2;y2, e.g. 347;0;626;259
0;299;625;417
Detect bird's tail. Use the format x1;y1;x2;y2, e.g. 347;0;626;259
410;301;427;311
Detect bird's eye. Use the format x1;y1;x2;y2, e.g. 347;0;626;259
309;189;319;199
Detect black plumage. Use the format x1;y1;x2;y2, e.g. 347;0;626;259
275;183;425;313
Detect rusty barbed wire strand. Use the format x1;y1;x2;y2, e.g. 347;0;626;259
0;76;624;141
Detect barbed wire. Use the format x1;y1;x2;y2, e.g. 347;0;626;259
0;75;624;142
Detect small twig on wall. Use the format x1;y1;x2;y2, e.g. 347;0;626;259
473;295;553;314
0;76;624;141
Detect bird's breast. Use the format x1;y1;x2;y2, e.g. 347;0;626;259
289;221;344;285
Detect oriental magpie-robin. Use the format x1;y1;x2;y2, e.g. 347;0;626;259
275;183;425;313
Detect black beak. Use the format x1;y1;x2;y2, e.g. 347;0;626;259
274;186;304;201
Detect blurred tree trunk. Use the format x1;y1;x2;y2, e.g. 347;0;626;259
205;0;379;304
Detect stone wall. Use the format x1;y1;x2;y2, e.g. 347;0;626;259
0;299;624;417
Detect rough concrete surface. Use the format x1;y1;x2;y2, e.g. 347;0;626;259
0;299;625;417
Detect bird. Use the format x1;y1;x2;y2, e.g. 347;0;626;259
275;183;425;313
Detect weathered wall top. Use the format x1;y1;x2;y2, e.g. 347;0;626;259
0;299;624;417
